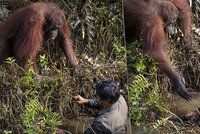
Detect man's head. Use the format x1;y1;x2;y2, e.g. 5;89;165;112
95;80;120;106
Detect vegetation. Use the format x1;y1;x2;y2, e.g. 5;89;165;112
0;0;126;133
0;0;200;133
128;0;200;133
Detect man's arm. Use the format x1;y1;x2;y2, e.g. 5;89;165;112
87;98;101;110
73;95;101;109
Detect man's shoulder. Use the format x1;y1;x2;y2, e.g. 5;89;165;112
119;95;127;104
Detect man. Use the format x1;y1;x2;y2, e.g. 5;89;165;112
73;80;128;134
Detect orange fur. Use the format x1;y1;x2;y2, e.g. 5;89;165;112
168;0;192;41
124;0;192;100
0;2;78;72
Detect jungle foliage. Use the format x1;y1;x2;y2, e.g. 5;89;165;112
127;0;200;133
0;0;126;133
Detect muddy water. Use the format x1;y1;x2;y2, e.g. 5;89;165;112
170;92;200;115
59;117;93;134
59;117;132;134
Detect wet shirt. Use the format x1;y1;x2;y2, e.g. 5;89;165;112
84;95;128;134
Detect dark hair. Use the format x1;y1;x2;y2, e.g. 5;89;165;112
95;80;120;103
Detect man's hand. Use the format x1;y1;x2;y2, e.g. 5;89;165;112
73;95;89;104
